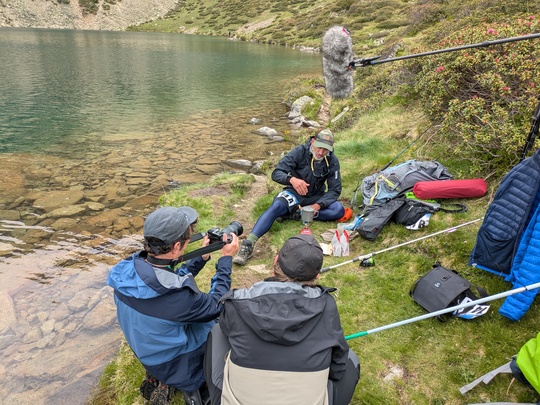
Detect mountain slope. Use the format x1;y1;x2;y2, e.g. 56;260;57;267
0;0;180;31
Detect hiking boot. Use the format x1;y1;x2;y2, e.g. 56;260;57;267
149;382;174;405
140;372;160;400
233;240;254;265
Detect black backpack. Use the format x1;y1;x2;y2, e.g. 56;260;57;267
410;264;488;320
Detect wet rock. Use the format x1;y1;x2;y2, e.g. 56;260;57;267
224;159;252;170
43;204;87;219
50;218;78;231
85;208;123;229
33;190;84;212
0;292;16;335
22;327;43;344
67;290;92;313
83;294;116;330
269;135;285;142
288;96;313;119
40;319;56;335
256;127;278;137
86;202;105;211
250;118;262;124
0;210;21;221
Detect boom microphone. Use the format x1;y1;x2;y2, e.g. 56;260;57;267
322;26;354;99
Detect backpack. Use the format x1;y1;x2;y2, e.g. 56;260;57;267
392;197;468;226
513;332;540;393
410;264;489;320
359;160;453;207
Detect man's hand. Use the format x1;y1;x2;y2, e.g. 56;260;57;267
290;177;309;196
309;203;321;214
200;235;211;261
220;233;240;257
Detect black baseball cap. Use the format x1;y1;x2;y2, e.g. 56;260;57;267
143;206;198;245
278;234;324;281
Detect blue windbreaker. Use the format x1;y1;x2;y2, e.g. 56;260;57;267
106;251;232;391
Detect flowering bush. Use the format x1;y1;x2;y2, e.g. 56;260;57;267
412;15;540;176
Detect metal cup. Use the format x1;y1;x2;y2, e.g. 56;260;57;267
301;206;315;224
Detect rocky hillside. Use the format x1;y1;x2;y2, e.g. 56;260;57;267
0;0;180;31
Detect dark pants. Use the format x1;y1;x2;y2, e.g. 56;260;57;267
204;324;360;405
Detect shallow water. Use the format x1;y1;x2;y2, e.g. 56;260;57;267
0;28;321;404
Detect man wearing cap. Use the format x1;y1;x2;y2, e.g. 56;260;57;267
234;129;345;265
214;234;359;405
106;206;239;405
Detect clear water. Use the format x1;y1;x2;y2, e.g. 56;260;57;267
0;28;320;154
0;27;321;404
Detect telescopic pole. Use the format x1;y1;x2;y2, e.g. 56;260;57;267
350;33;540;68
320;218;483;273
345;282;540;340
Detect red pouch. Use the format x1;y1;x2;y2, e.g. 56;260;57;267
413;179;487;199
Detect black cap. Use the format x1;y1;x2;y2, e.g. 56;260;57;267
143;206;198;245
278;234;324;281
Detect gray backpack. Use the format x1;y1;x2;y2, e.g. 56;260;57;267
360;160;453;207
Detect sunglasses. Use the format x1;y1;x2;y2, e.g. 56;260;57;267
311;156;329;178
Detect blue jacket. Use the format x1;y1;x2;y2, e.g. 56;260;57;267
499;192;540;321
106;251;232;391
469;149;540;275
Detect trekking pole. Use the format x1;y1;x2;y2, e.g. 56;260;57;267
519;95;540;161
345;281;540;340
350;33;540;68
320;218;483;273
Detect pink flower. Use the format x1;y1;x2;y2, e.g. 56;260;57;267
436;66;445;72
486;28;498;35
503;86;509;91
529;15;535;20
531;83;536;88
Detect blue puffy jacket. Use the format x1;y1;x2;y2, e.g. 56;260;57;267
106;251;232;391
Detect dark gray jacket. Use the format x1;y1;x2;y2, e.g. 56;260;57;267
220;280;349;379
271;137;342;209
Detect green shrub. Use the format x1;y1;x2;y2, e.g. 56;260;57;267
412;15;540;176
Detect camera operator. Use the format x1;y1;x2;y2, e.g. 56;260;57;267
106;206;239;405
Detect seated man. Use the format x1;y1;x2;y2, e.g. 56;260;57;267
233;129;345;265
215;234;359;405
106;206;239;405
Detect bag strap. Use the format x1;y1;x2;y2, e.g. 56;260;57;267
437;202;468;213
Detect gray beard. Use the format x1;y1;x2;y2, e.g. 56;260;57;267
310;145;324;162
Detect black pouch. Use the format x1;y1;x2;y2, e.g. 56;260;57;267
393;198;435;226
410;264;486;320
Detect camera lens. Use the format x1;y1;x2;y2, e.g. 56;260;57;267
222;221;243;237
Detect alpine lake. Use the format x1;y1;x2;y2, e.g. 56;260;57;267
0;27;320;404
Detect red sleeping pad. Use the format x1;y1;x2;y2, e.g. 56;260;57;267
413;179;487;199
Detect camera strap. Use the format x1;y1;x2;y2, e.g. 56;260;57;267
177;241;226;263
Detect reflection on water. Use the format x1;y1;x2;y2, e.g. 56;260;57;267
0;28;321;404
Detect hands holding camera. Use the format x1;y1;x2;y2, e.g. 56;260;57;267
199;233;239;260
